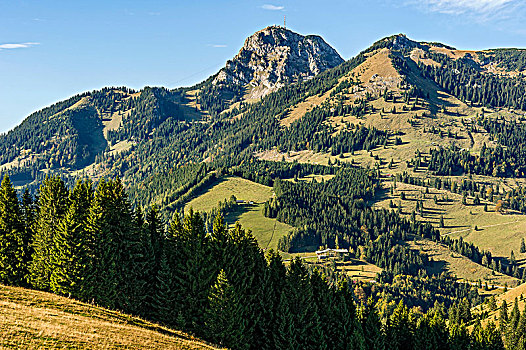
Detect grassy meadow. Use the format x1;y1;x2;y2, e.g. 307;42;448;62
0;284;221;350
185;176;293;251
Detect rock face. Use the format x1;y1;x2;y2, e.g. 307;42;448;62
213;26;344;99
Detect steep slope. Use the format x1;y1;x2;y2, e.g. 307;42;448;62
257;33;526;168
214;25;344;99
0;284;221;349
0;26;344;189
196;25;344;115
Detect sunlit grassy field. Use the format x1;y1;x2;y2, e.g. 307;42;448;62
0;284;221;350
185;176;293;251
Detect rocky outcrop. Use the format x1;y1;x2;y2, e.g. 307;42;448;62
213;26;344;99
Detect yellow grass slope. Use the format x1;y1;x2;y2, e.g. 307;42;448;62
474;282;526;326
0;284;222;350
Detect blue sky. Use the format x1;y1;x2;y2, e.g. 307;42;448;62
1;0;526;133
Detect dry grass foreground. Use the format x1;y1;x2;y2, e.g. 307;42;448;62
0;284;222;350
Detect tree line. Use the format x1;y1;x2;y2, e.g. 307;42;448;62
0;174;509;349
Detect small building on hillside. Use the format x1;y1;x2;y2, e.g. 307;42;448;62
315;248;349;261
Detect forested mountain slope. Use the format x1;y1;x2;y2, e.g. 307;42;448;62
3;31;526;233
4;31;526;223
0;26;344;189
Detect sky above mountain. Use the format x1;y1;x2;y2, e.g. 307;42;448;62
1;0;526;133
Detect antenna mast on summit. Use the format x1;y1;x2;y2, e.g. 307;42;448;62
284;15;286;28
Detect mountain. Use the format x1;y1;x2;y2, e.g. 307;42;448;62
3;30;526;218
0;26;344;189
193;25;344;115
0;283;221;349
212;25;344;100
4;29;526;349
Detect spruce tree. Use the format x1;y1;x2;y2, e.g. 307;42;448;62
0;175;25;285
500;300;509;333
515;305;526;350
260;250;287;350
50;179;93;298
205;269;246;349
210;213;228;266
151;249;176;324
171;209;217;334
485;322;505;350
85;178;118;307
507;298;521;348
448;322;471;350
30;176;69;290
360;297;385;350
112;178;144;313
222;222;267;348
275;258;321;349
20;188;35;285
386;300;413;350
86;178;142;311
142;205;165;317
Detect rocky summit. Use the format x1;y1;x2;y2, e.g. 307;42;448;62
212;25;344;99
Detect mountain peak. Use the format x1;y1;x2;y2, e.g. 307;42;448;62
373;33;421;52
212;26;344;99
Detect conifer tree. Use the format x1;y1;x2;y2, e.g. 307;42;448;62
205;269;246;349
275;258;322;349
20;188;35;285
151;249;176;324
448;322;470;350
489;296;497;311
507;298;521;348
30;176;69;290
171;209;216;334
85;178;119;307
515;305;526;350
485;322;505;350
332;279;364;350
112;178;144;313
360;297;385;350
222;222;267;348
500;300;509;332
50;179;93;298
386;300;413;350
0;175;25;285
210;213;228;265
259;250;287;349
142;205;165;317
146;205;164;269
85;178;140;309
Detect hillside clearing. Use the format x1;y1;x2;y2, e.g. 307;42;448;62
185;176;273;212
374;179;526;281
409;238;519;287
185;176;293;250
